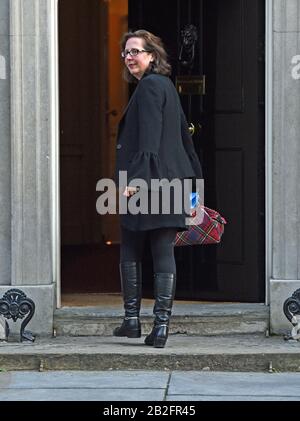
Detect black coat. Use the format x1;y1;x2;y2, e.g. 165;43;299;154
115;72;203;232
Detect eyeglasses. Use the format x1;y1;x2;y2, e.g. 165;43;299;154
121;48;150;58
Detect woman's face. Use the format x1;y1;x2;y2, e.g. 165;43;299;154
124;37;153;80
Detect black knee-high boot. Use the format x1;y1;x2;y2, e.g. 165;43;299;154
144;273;176;348
113;261;142;338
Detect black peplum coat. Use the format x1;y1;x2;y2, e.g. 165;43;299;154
115;72;203;232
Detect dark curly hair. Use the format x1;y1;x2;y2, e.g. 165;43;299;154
121;30;172;82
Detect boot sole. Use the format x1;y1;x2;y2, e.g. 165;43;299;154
126;330;141;338
153;338;167;348
113;330;141;338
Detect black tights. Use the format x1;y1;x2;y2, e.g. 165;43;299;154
120;227;177;274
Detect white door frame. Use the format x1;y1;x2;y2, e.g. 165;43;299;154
265;0;273;305
50;0;61;308
50;0;273;308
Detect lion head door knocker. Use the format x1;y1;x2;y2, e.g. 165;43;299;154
179;24;198;69
0;289;36;342
283;289;300;340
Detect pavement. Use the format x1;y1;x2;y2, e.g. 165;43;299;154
1;370;300;401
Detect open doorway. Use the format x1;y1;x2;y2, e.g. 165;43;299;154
59;0;265;302
59;0;127;294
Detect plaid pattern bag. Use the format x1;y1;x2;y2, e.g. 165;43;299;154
175;205;227;246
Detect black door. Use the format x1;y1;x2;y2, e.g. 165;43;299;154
129;0;265;302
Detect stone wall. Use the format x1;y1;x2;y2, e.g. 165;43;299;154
271;0;300;333
10;0;52;287
0;0;11;286
0;0;55;336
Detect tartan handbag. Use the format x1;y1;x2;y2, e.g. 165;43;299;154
175;205;227;246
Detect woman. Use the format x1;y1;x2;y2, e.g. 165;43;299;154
114;30;203;348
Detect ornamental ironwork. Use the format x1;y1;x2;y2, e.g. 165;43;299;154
179;24;198;69
0;289;35;342
283;288;300;340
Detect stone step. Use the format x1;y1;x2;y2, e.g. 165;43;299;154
54;303;269;337
0;334;299;372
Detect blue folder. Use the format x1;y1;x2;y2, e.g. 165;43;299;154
190;192;200;209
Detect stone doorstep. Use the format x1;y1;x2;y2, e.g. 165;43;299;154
54;303;270;336
0;334;299;372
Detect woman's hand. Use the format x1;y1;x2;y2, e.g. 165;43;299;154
123;186;138;197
